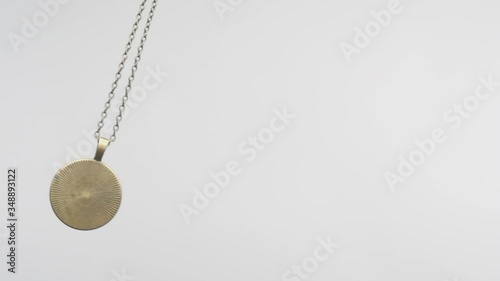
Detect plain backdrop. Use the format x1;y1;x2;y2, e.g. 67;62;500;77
1;0;500;280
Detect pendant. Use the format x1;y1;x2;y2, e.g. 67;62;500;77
50;138;122;230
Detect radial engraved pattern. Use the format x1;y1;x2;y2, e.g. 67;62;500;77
50;159;122;230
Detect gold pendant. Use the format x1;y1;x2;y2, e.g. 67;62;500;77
50;138;122;230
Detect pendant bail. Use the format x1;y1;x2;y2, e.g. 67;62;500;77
94;137;110;162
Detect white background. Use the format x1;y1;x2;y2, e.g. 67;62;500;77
1;0;500;280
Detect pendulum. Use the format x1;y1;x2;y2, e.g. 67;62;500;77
50;0;158;230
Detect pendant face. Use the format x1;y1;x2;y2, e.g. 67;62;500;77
50;159;122;230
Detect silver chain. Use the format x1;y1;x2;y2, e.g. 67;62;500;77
94;0;158;142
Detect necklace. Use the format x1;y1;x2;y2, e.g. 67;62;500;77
50;0;158;231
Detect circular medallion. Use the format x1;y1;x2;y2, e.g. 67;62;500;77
50;159;122;230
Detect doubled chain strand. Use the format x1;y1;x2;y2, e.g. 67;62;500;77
94;0;158;142
110;0;158;142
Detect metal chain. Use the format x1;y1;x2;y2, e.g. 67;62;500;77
94;0;158;142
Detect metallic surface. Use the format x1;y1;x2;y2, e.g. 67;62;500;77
50;160;122;230
94;137;110;161
50;0;159;230
94;0;158;142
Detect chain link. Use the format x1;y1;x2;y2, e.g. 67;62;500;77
94;0;158;142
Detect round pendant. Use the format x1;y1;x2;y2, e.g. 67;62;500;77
50;159;122;230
